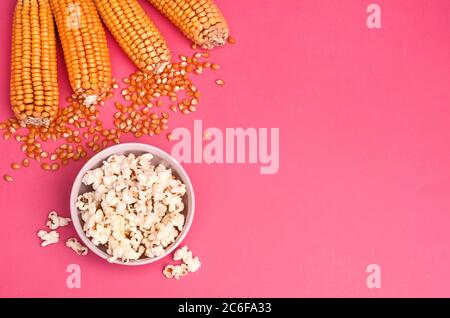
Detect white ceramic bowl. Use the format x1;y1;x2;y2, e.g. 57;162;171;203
70;143;195;265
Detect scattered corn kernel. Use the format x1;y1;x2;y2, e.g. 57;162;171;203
3;174;14;182
228;36;236;45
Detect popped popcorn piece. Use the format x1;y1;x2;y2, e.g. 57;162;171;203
173;264;189;280
163;212;185;231
76;153;187;263
106;239;145;263
145;245;165;258
76;193;94;211
163;264;188;280
155;223;179;247
82;168;103;189
163;264;176;278
186;256;201;273
164;246;201;280
37;230;59;247
66;238;88;256
46;211;71;230
173;246;192;262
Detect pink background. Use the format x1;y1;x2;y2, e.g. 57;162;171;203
1;0;450;297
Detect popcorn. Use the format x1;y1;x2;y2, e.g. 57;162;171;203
46;211;71;230
163;212;185;231
155;223;179;247
145;245;165;258
163;246;201;279
37;230;59;247
88;224;110;245
76;193;94;211
76;153;186;263
173;246;192;262
163;265;176;278
82;168;103;189
186;256;201;273
163;264;188;280
66;238;88;256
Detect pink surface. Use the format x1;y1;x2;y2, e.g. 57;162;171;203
1;0;450;297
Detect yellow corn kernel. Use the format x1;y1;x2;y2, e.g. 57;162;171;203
147;0;229;49
94;0;171;74
10;0;59;127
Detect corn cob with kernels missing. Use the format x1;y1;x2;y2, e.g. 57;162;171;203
10;0;59;127
147;0;229;49
49;0;112;105
94;0;171;74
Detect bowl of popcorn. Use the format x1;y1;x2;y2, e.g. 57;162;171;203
70;143;194;265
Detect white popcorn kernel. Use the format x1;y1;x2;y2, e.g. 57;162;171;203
175;264;189;280
113;201;124;214
102;175;117;187
82;168;103;189
141;212;159;230
46;211;71;230
122;189;137;205
173;246;191;262
105;190;119;206
153;201;168;215
37;230;59;247
120;165;132;180
66;238;88;256
156;224;178;247
163;264;176;278
163;212;185;231
76;193;94;211
145;173;158;186
130;230;143;250
163;264;188;280
169;179;187;195
137;190;147;200
94;184;108;201
107;154;123;164
138;153;154;168
107;239;142;263
89;224;110;245
145;244;165;258
115;179;127;192
171;246;202;275
173;202;185;214
152;185;165;202
186;256;201;273
137;173;148;184
163;193;183;212
135;203;147;216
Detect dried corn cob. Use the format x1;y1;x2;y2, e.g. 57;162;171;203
10;0;59;127
49;0;112;105
94;0;171;74
147;0;229;49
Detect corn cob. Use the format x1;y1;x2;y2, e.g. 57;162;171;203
147;0;229;49
49;0;112;105
10;0;59;127
94;0;171;74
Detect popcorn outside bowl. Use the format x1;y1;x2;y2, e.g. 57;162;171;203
70;143;195;265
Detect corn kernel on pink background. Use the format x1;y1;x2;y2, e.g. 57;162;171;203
1;0;450;297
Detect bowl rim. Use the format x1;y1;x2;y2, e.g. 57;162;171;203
69;142;195;266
